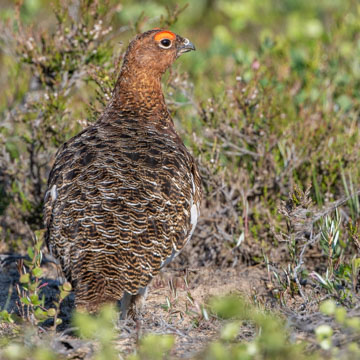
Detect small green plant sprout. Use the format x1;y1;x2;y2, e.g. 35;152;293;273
310;270;338;296
128;334;175;360
315;324;333;351
220;321;242;342
0;309;15;325
341;169;360;222
14;230;71;328
208;295;310;360
51;281;72;331
160;278;178;314
183;273;209;327
15;231;52;325
319;209;342;275
267;259;300;306
318;300;360;356
161;296;173;313
310;209;348;300
320;299;360;330
73;304;119;360
185;294;209;328
0;282;18;326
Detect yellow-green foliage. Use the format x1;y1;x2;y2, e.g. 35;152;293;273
208;296;311;360
73;305;119;360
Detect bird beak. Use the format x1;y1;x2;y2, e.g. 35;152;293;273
177;38;196;56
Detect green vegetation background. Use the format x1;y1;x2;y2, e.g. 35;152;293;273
1;0;360;246
1;0;360;359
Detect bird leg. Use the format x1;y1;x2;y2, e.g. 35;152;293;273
119;292;132;320
120;286;148;320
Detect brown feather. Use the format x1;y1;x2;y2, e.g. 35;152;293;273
44;29;201;314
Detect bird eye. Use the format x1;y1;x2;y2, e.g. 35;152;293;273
159;38;172;48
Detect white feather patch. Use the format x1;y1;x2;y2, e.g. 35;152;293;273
190;203;198;229
50;185;58;201
189;174;200;237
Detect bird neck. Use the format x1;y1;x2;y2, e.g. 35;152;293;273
109;67;173;126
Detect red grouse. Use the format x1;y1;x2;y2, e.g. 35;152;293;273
44;29;201;317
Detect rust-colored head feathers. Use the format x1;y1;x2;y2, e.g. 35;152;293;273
120;29;195;76
112;29;196;123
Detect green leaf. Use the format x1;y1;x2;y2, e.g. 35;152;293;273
352;258;360;270
0;310;15;324
210;296;249;319
62;282;72;292
29;283;38;292
140;334;175;360
20;296;31;305
60;290;70;300
27;246;34;260
315;324;333;340
24;260;33;268
73;312;99;339
5;141;20;160
30;294;41;306
19;273;30;284
335;307;347;324
32;267;43;278
346;317;360;330
320;300;336;316
207;341;228;360
34;230;44;245
47;308;56;317
220;321;241;341
34;307;48;321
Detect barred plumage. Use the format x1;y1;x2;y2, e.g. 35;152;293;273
43;29;201;316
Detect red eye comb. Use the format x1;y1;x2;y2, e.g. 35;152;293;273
154;30;176;41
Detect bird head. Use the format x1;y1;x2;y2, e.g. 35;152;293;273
122;29;196;76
